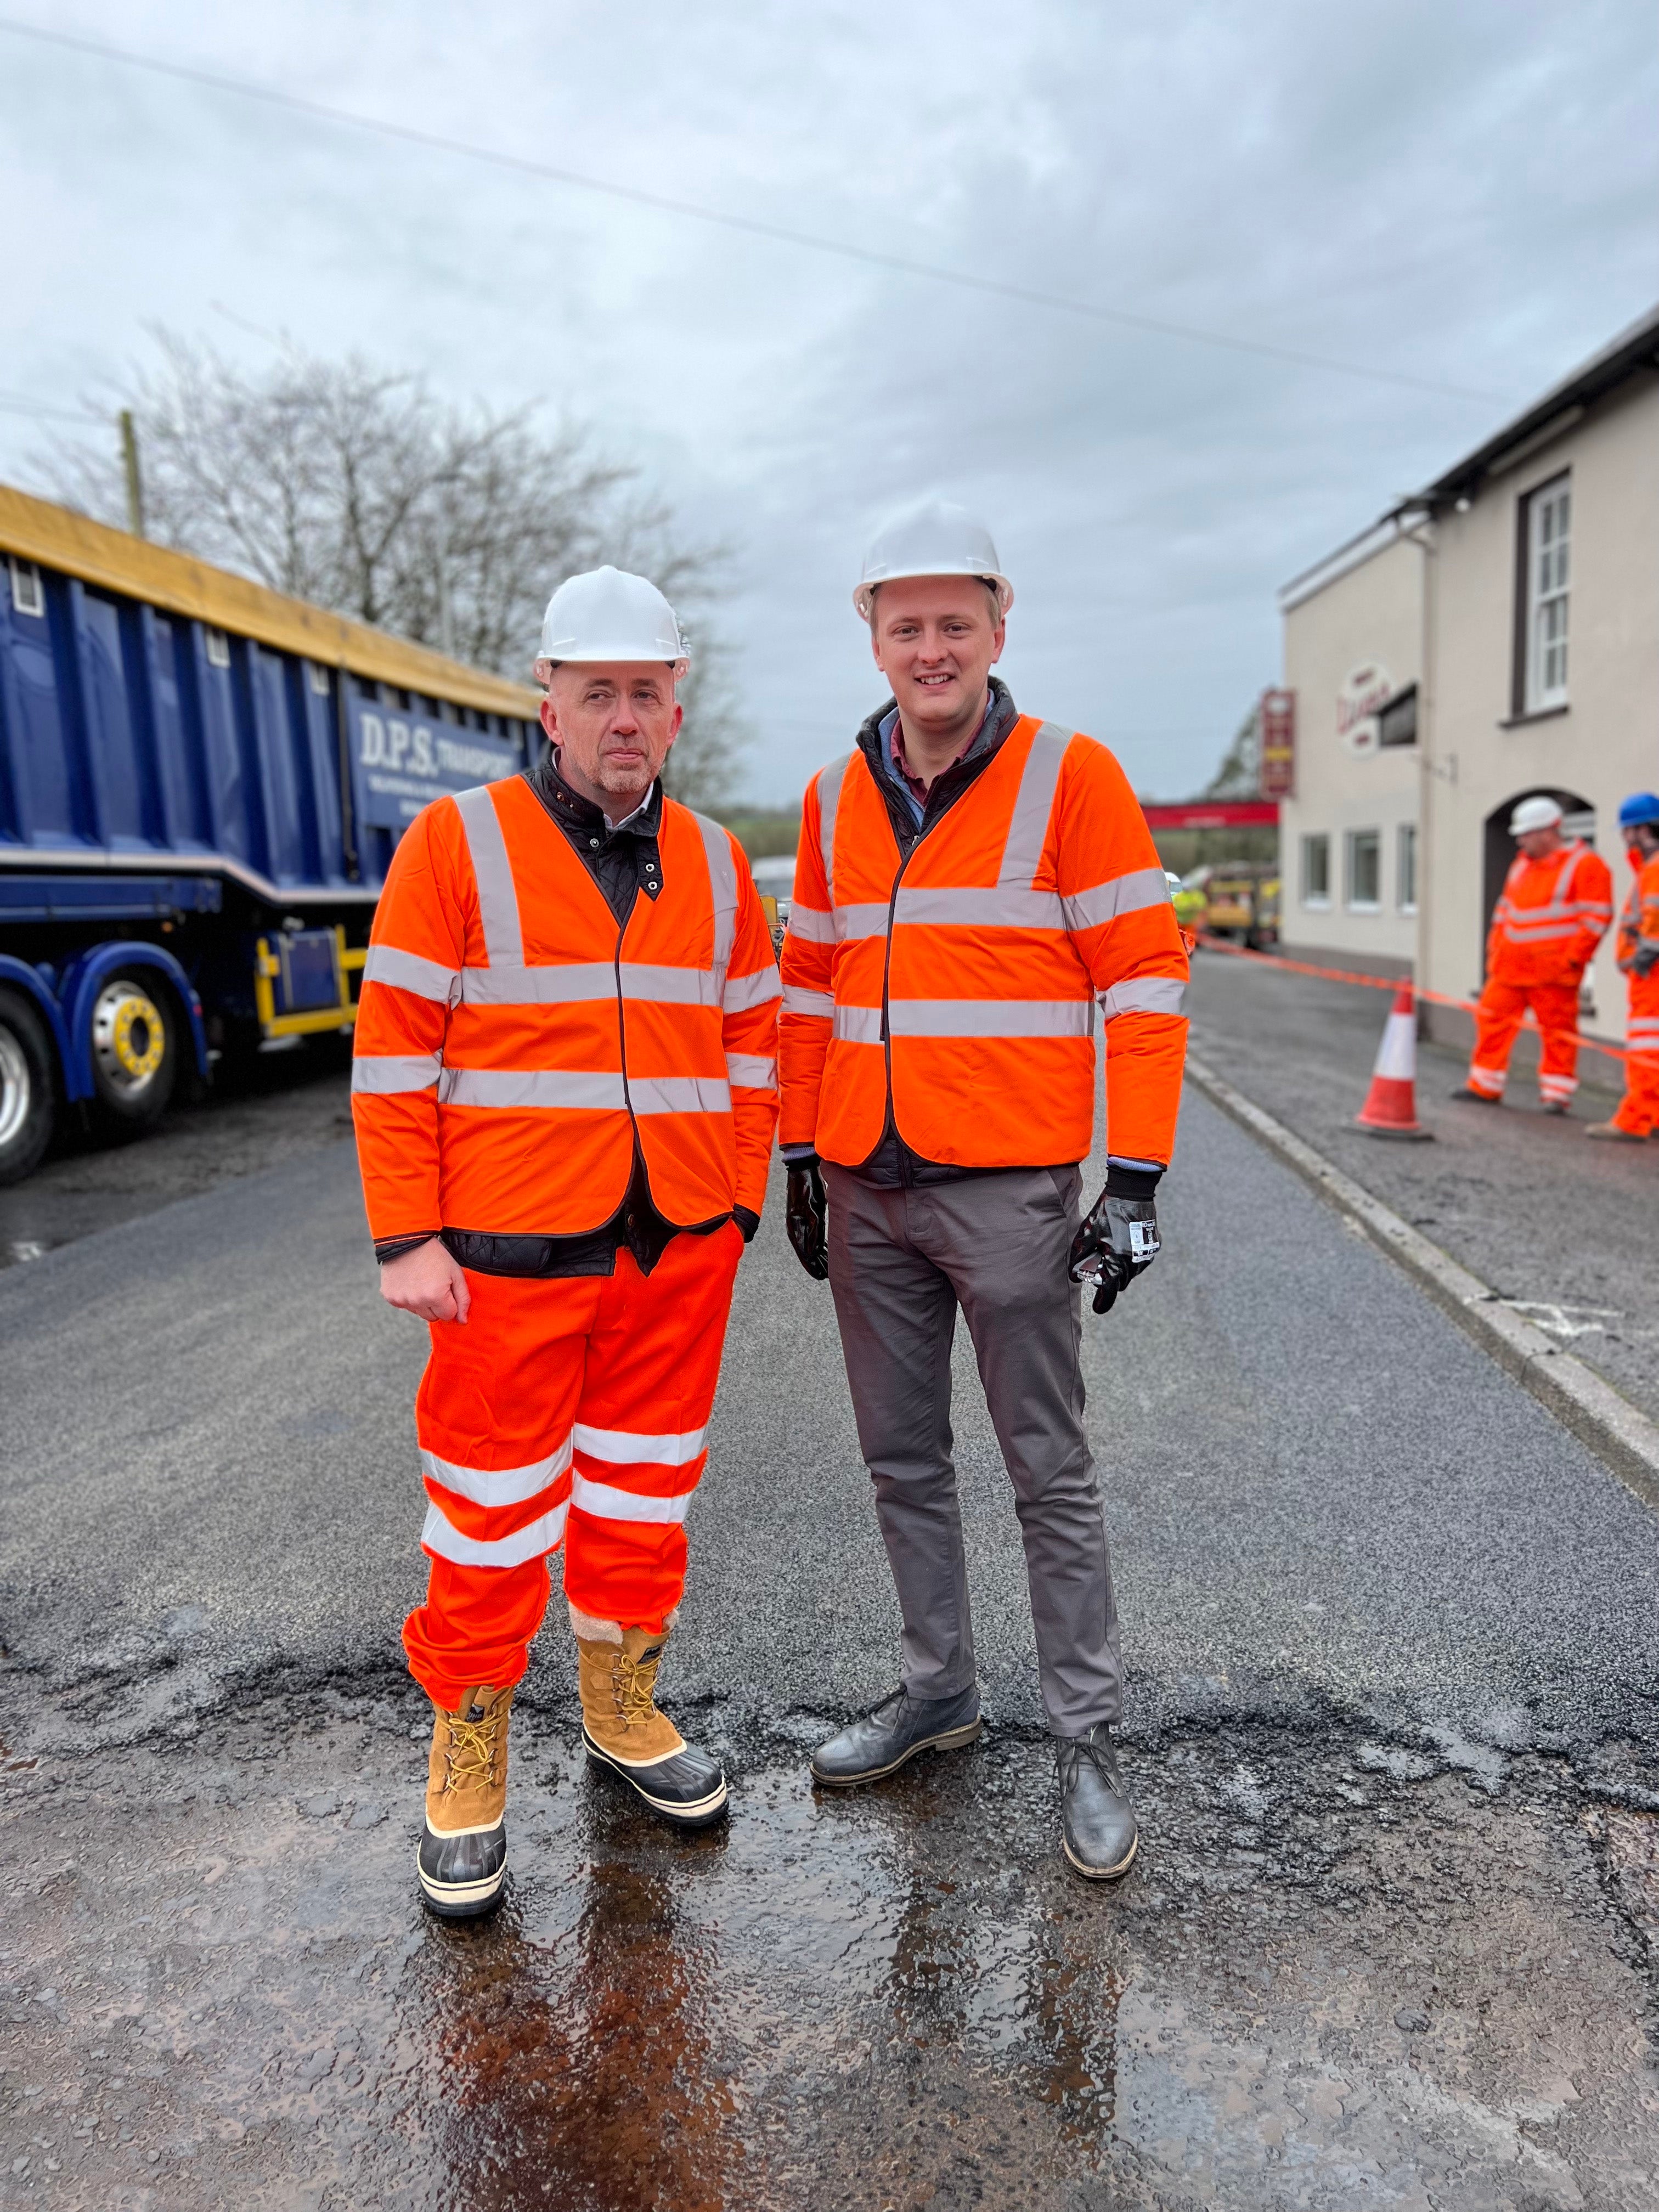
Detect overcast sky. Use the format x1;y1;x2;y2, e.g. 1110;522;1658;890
1;2;1654;803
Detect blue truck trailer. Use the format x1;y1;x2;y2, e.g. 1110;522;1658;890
0;484;543;1185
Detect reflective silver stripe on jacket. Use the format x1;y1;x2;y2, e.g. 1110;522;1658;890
351;1053;441;1093
1098;975;1187;1018
835;901;892;943
692;810;738;994
832;1005;884;1044
1063;867;1173;933
725;1052;777;1090
997;721;1071;889
786;903;836;944
816;753;854;906
460;962;719;1007
630;1075;732;1115
363;944;461;1002
886;998;1092;1040
784;985;835;1018
723;967;783;1012
439;1068;626;1110
452;784;523;966
894;885;1065;930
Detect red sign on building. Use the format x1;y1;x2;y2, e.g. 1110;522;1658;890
1259;687;1296;799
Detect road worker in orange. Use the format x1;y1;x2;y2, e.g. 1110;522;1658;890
1587;792;1659;1142
780;500;1188;1883
1453;793;1612;1113
351;567;780;1918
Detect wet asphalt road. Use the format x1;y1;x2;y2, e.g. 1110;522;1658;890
1186;946;1659;1423
3;1065;1659;2206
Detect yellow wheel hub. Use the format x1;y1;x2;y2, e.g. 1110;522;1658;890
110;994;165;1080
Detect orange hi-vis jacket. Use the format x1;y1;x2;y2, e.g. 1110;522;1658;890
1486;840;1613;989
780;716;1189;1170
352;776;781;1243
1615;850;1659;973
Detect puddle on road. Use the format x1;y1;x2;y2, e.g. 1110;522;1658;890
3;1697;1657;2210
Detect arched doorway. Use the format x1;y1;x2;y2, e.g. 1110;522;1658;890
1481;787;1596;977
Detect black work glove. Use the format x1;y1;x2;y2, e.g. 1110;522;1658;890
733;1206;760;1245
1068;1184;1160;1316
785;1155;829;1281
1633;939;1659;978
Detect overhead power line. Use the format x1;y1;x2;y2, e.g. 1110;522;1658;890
0;14;1506;407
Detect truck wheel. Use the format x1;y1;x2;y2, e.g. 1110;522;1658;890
87;973;178;1135
0;987;57;1187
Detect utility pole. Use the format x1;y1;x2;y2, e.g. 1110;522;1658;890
119;410;145;539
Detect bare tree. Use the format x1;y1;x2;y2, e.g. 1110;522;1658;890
1204;703;1262;798
47;332;749;794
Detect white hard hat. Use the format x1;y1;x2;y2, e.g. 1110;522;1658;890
534;566;689;681
853;498;1014;622
1509;794;1564;836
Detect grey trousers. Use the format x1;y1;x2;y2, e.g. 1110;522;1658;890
823;1162;1122;1735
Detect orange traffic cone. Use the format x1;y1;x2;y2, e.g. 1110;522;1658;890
1355;983;1434;1140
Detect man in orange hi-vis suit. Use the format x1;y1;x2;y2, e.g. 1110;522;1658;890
1454;793;1612;1113
1587;792;1659;1142
352;567;780;1918
779;500;1188;1885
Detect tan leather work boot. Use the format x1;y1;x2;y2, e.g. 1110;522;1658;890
574;1626;727;1829
416;1684;514;1918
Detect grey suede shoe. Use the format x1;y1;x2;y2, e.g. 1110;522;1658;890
1057;1724;1138;1880
811;1684;983;1786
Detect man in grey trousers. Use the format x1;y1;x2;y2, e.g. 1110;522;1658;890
777;500;1189;1878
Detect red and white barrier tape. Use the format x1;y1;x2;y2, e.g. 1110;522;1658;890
1194;934;1629;1064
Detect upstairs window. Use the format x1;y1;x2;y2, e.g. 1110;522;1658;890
1521;475;1570;713
1301;833;1330;907
9;557;44;617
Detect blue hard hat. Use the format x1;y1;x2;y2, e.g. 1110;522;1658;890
1617;792;1659;832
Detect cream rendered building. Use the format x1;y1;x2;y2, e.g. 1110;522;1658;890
1277;303;1659;1044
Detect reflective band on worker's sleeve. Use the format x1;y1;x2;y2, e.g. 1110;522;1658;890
997;723;1070;889
569;1472;695;1524
452;785;523;967
783;986;835;1018
629;1075;732;1115
1098;975;1188;1018
439;1067;627;1110
723;967;783;1012
893;885;1066;930
887;998;1091;1039
786;904;836;944
421;1433;573;1509
575;1420;709;1466
816;754;854;905
725;1052;777;1090
693;811;738;985
1063;867;1173;933
832;1004;884;1044
421;1497;568;1568
363;945;461;1001
834;902;891;942
352;1053;442;1093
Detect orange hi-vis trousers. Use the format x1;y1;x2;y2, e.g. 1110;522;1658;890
1467;979;1583;1104
403;1224;743;1712
1612;972;1659;1136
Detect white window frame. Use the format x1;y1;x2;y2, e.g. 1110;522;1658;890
1523;473;1570;713
1397;822;1418;915
1301;832;1331;909
1345;828;1381;913
8;557;44;618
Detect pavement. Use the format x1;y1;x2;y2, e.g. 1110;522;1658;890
1186;944;1659;1425
3;1068;1658;2206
